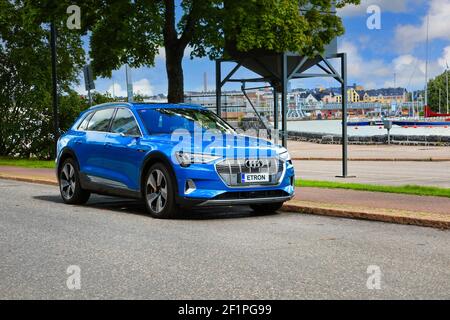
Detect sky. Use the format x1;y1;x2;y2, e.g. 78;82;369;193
75;0;450;97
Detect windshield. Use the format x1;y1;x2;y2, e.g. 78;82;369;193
138;108;235;134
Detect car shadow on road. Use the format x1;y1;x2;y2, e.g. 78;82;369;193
33;195;278;220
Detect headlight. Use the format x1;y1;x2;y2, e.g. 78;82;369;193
278;150;291;161
175;151;221;167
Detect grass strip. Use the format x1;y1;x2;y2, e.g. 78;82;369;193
296;179;450;199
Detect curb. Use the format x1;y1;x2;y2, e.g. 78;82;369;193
291;157;450;162
1;173;448;230
0;174;57;186
283;200;450;230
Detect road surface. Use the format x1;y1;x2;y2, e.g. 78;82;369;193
1;179;449;299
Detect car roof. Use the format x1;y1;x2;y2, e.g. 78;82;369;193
87;102;206;111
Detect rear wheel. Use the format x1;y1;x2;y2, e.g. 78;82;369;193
144;163;179;219
58;158;90;205
250;202;284;213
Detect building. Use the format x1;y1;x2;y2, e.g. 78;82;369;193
360;88;408;104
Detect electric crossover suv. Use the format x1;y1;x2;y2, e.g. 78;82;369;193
56;102;295;218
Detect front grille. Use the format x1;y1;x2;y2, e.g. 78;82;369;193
215;158;284;186
214;190;289;200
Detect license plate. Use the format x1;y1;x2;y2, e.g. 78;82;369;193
241;173;270;183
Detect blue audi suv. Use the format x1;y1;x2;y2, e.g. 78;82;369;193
56;102;295;218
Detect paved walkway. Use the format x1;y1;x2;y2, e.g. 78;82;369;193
0;166;56;185
294;187;450;215
288;141;450;161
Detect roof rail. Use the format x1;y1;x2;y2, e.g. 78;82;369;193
88;102;133;110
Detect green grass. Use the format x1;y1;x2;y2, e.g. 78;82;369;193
0;157;55;169
296;179;450;199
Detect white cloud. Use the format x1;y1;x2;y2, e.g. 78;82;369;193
156;47;166;60
394;0;450;52
338;0;415;17
339;40;391;85
133;78;154;96
73;82;87;95
107;82;127;97
156;46;194;61
339;40;448;89
107;78;154;97
438;46;450;69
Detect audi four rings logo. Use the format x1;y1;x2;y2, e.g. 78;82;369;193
245;159;264;169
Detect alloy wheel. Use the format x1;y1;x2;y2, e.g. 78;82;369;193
146;169;168;214
60;163;76;200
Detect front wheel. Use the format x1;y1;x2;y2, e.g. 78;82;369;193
250;202;284;213
143;163;179;219
58;158;90;205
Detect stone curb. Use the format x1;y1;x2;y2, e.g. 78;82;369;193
283;200;450;230
0;174;57;186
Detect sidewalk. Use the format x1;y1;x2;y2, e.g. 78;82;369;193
288;141;450;161
1;165;449;229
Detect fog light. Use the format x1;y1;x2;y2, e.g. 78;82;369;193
185;179;196;194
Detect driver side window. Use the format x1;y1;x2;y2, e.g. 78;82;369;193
110;108;141;136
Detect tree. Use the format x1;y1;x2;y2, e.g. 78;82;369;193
86;0;360;103
0;0;85;158
428;70;450;113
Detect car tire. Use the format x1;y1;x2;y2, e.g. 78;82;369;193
250;202;284;213
58;158;90;205
143;163;179;219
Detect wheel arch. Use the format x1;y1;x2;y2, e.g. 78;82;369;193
140;151;178;197
57;148;80;174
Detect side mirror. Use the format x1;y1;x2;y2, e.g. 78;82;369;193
120;132;141;140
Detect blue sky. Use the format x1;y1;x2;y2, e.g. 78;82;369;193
75;0;450;96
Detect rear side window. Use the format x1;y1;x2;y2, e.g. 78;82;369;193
86;108;115;132
78;112;93;131
110;108;141;136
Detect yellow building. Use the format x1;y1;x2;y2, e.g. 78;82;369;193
334;89;359;103
348;88;360;102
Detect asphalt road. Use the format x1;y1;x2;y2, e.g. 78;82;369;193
1;179;449;299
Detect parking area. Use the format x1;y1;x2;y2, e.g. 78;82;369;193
1;179;450;299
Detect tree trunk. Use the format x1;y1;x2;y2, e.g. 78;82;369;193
165;49;184;103
163;0;198;103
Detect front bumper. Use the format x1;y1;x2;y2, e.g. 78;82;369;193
174;159;295;207
197;195;294;207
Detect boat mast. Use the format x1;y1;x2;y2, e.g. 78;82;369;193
425;15;429;108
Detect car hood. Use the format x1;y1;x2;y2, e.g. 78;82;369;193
143;132;286;158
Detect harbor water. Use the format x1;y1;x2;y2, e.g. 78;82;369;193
286;120;450;137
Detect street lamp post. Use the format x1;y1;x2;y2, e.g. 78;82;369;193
446;63;449;114
50;21;59;154
439;88;441;114
424;15;429;108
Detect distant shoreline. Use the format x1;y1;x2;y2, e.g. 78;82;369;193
287;131;450;146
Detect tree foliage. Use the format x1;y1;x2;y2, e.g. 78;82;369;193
85;0;360;102
0;0;85;158
428;70;450;113
0;0;362;158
